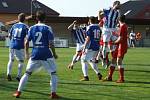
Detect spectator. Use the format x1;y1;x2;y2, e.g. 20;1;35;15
129;30;136;48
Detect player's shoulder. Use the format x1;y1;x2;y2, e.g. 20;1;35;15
90;24;100;28
121;23;127;29
34;23;51;29
29;23;53;32
14;22;29;29
87;24;99;31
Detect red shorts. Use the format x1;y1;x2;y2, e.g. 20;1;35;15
111;45;127;58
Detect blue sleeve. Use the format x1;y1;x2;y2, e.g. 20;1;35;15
25;26;29;35
9;26;13;36
86;26;91;37
103;8;110;18
47;27;54;43
27;28;32;41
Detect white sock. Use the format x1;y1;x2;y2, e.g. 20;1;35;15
89;62;100;74
102;45;108;59
50;74;58;93
7;60;13;75
17;62;24;78
81;60;88;76
71;54;78;66
96;51;102;60
18;73;29;92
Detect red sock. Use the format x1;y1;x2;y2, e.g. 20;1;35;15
108;66;115;78
119;68;124;81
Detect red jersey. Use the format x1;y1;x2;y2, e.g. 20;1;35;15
111;23;128;58
99;17;105;28
118;23;128;52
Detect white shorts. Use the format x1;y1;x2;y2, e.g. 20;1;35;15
9;49;25;61
81;49;98;62
76;43;84;52
26;58;57;74
108;45;117;52
111;35;118;42
102;28;117;42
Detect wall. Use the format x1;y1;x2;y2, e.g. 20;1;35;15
46;22;76;46
128;24;150;47
0;14;18;24
27;20;75;46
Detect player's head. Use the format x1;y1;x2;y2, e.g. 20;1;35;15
36;10;46;22
113;1;120;9
88;16;96;24
98;10;104;19
73;20;80;29
18;13;26;22
119;15;126;23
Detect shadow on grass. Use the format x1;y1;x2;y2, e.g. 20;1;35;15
125;69;150;73
125;63;150;67
20;96;87;100
125;80;150;84
59;80;150;89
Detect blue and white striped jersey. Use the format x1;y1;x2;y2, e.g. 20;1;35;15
103;8;120;28
27;23;54;60
71;28;85;44
9;22;28;50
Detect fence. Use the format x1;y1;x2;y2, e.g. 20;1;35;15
0;36;150;47
1;37;69;48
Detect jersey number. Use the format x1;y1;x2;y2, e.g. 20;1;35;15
14;28;22;38
93;29;101;41
35;32;42;45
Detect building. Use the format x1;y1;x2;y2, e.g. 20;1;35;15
120;0;150;47
0;0;59;23
1;0;150;47
0;0;89;47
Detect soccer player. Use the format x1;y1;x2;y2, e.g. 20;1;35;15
7;13;28;81
13;11;59;99
94;10;110;68
80;16;102;81
67;20;85;69
102;1;120;68
103;15;128;83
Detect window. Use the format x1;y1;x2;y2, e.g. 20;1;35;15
2;1;8;8
33;2;41;9
145;12;150;18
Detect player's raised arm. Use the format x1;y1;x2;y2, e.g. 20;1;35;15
68;20;77;30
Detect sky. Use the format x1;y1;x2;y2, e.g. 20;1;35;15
37;0;129;17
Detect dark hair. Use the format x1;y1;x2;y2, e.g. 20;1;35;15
18;13;25;22
36;10;46;22
113;0;120;6
89;16;96;23
119;15;126;23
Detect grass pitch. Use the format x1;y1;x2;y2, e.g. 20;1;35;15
0;47;150;100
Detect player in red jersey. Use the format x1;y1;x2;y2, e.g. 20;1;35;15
94;10;110;69
103;15;128;83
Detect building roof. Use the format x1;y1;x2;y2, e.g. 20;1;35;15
120;0;150;19
0;0;59;16
5;16;90;25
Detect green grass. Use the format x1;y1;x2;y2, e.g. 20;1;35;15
0;41;5;47
0;47;150;100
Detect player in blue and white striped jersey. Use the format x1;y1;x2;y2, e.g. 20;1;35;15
13;11;59;99
67;20;86;69
102;1;120;68
7;13;28;81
